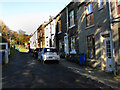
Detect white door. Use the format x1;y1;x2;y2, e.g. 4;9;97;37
104;38;113;72
64;36;69;54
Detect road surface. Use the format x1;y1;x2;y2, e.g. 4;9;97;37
2;51;112;89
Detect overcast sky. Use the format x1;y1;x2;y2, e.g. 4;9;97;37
0;0;71;35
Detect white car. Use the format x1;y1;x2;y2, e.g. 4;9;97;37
38;47;60;64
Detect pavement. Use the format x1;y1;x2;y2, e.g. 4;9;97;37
60;59;120;89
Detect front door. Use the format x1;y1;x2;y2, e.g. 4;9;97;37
64;36;69;55
104;38;113;72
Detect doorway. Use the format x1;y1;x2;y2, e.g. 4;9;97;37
104;38;113;71
64;36;69;55
100;32;114;72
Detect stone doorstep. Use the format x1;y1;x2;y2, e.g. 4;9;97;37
60;59;120;89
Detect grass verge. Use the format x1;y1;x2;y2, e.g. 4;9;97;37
15;45;29;52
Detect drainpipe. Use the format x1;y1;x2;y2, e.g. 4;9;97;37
66;6;69;55
66;7;68;33
108;0;116;75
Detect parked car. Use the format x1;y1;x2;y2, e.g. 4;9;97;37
38;47;60;64
33;48;43;58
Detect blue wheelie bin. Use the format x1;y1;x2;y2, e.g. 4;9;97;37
78;53;85;65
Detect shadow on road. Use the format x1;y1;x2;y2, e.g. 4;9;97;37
2;50;113;89
44;61;59;64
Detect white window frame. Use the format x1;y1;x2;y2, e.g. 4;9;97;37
71;37;75;51
59;40;62;51
69;10;75;27
58;21;61;34
98;0;103;9
70;37;76;54
118;0;120;5
86;3;94;27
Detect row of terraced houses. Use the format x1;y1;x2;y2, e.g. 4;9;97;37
30;1;120;75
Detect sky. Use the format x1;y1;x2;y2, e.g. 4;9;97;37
0;0;71;35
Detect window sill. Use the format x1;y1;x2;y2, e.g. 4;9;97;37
87;59;96;61
111;18;120;22
58;32;62;34
69;24;75;29
85;24;95;30
111;14;120;19
70;49;77;54
115;14;120;18
111;14;120;22
51;34;54;36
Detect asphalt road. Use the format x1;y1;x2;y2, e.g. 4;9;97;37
2;51;113;89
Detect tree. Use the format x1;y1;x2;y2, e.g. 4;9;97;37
17;30;31;45
0;20;30;46
18;30;26;45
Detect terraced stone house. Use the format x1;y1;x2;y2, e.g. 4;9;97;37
37;23;46;48
77;0;120;74
56;2;79;59
110;0;120;74
31;0;120;74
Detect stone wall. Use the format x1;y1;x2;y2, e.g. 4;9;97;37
77;2;110;69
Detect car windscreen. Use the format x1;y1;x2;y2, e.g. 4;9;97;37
44;48;57;52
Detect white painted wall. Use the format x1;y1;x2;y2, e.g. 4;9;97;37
51;19;56;47
44;19;56;48
35;31;39;48
45;24;50;48
30;30;37;49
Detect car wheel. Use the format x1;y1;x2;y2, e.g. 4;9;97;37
41;60;44;64
32;54;34;57
57;61;59;64
33;54;35;57
36;54;38;58
41;58;44;64
43;61;44;64
34;54;36;58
